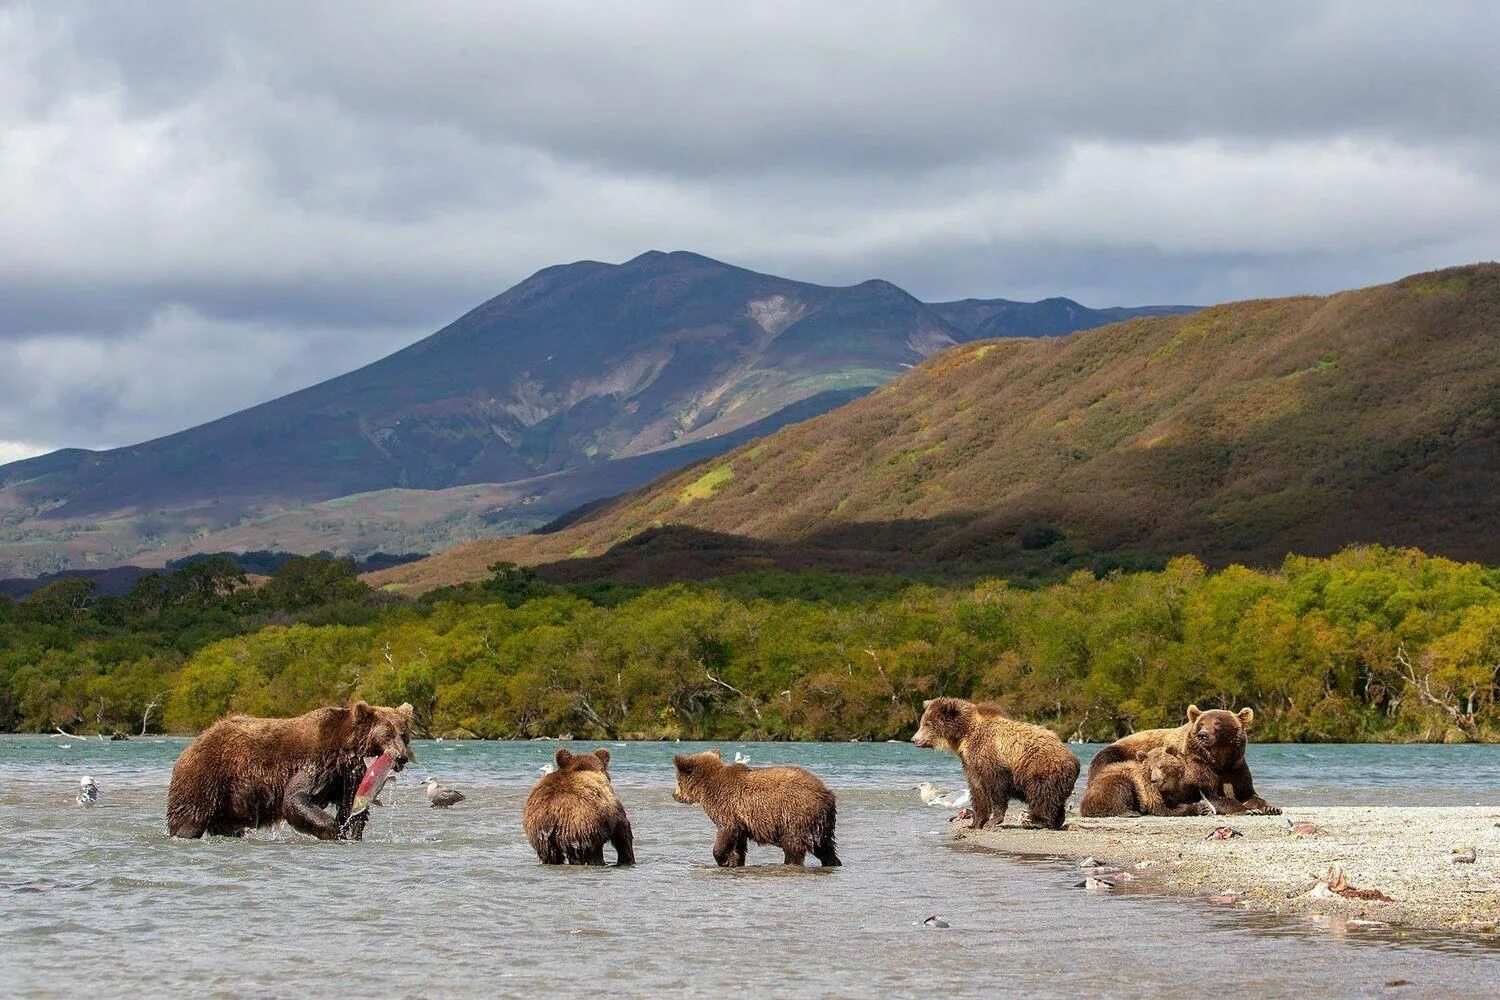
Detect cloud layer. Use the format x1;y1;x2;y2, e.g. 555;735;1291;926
2;1;1496;453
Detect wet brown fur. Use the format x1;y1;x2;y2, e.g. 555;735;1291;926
672;750;840;867
523;748;635;866
1085;705;1277;815
912;697;1079;830
1079;746;1211;817
166;701;414;840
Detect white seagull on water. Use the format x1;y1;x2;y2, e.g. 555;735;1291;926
77;776;99;805
913;782;970;809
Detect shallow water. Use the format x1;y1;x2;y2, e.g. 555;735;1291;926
2;737;1497;998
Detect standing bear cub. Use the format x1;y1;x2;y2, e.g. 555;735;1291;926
1079;746;1211;817
166;701;415;840
672;749;840;867
912;697;1079;830
523;748;635;866
1086;705;1278;815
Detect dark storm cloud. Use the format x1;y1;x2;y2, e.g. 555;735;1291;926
0;1;1496;455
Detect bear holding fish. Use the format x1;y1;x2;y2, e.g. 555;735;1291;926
166;701;415;840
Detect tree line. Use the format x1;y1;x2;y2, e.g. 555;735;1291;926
0;546;1495;742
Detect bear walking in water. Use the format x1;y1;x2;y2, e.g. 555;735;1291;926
912;697;1079;830
523;748;635;866
166;701;415;840
1079;746;1211;817
672;750;840;867
1086;705;1278;815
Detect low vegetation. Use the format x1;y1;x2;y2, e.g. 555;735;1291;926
2;546;1495;744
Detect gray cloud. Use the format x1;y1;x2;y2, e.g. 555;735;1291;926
0;0;1496;455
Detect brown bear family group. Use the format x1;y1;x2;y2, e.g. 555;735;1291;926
913;696;1279;829
165;702;838;866
163;695;1275;864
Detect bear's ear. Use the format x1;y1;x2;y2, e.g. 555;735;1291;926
555;748;572;767
922;699;934;709
351;700;372;723
1185;704;1202;724
1134;749;1149;762
594;748;611;768
397;702;414;722
1164;745;1180;757
673;754;689;772
1237;707;1254;728
707;748;722;760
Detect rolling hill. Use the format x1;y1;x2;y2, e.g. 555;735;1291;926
368;264;1500;591
0;251;1187;576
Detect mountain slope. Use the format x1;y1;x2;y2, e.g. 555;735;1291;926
928;296;1196;338
369;264;1500;590
0;251;1189;576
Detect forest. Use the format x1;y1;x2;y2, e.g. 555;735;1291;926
1;546;1495;743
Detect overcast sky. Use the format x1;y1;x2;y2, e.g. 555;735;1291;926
2;1;1496;458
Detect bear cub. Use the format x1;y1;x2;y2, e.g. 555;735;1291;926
523;748;635;865
912;697;1080;830
1080;746;1211;817
672;749;840;867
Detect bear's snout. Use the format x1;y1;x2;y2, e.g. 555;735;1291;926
912;727;934;748
384;741;413;770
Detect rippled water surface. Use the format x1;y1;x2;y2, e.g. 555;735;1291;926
2;737;1497;997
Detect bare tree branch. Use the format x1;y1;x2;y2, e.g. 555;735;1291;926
1396;643;1479;740
705;669;761;720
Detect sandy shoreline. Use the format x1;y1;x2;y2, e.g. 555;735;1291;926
958;806;1500;933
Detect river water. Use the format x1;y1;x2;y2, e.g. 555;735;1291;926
2;737;1496;998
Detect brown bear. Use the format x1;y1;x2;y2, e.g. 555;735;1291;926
166;701;415;840
1085;705;1278;815
523;748;635;866
672;749;840;867
1079;746;1212;817
912;697;1079;830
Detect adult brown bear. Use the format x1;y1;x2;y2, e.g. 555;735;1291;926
1085;706;1278;815
672;749;840;867
523;748;635;865
912;697;1079;830
166;701;415;840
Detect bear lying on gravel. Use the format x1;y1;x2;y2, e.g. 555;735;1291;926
1080;746;1212;817
1086;705;1279;815
523;748;635;866
912;697;1080;830
166;701;415;840
672;749;840;867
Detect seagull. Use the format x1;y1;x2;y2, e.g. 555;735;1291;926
425;776;466;808
733;752;751;765
538;763;555;775
914;782;970;809
77;776;99;806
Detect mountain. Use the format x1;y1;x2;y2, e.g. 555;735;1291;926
929;297;1195;338
0;251;1190;576
367;264;1500;591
